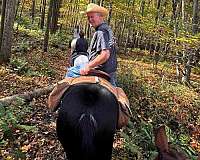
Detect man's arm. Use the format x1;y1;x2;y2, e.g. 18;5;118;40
80;49;110;75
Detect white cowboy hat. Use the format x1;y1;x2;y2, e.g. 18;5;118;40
86;3;109;17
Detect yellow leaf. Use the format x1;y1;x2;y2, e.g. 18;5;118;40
21;144;31;152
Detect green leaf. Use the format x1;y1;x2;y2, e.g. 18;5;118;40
18;125;37;132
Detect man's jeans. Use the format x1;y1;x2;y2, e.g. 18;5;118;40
109;72;117;86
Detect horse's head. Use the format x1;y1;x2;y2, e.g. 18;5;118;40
154;125;188;160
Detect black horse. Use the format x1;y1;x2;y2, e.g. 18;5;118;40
56;83;119;160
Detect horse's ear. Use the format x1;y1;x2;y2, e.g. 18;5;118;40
154;125;169;152
197;153;200;160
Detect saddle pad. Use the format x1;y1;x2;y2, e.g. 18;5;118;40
47;76;132;129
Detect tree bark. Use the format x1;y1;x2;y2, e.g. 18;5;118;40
31;0;36;24
40;0;46;30
181;0;185;27
192;0;199;34
182;49;194;85
43;0;54;52
51;0;61;33
0;85;55;106
0;0;6;49
155;0;161;24
140;0;145;16
0;0;16;64
15;0;21;19
16;0;25;31
107;1;112;25
162;0;167;19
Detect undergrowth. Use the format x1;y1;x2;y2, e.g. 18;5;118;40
0;99;37;159
115;58;200;159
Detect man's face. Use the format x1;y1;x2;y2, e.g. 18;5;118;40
87;12;103;28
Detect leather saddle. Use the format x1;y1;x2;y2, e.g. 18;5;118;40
88;69;110;81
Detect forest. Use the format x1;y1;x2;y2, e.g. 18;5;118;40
0;0;200;159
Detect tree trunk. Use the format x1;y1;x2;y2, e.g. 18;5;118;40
0;0;2;13
182;50;193;85
0;0;6;49
171;0;177;26
107;1;112;25
124;0;136;53
0;85;55;106
176;49;182;83
181;0;185;27
16;0;25;31
51;0;61;33
161;0;167;19
99;0;104;6
0;0;16;64
118;0;132;47
140;0;145;16
43;0;54;52
192;0;199;34
124;28;131;54
15;0;20;19
71;0;80;30
155;0;161;24
31;0;36;24
40;0;46;29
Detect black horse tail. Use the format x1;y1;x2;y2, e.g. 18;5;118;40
56;83;119;160
78;113;97;158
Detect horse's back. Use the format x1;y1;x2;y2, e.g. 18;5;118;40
56;83;118;160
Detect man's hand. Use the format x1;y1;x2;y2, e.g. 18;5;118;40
80;64;91;75
80;49;110;75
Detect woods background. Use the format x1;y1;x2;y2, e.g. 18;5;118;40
0;0;200;159
0;0;200;84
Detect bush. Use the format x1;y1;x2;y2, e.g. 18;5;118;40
0;99;37;158
10;57;30;75
116;61;198;159
50;31;71;47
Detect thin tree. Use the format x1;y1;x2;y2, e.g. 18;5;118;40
31;0;36;24
182;48;193;85
40;0;47;29
155;0;161;24
0;0;6;48
16;0;25;31
0;0;17;64
51;0;61;33
181;0;185;27
161;0;167;19
107;0;112;25
15;0;21;19
140;0;145;16
43;0;54;52
124;0;135;54
192;0;199;34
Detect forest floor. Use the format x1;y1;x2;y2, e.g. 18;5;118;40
0;48;67;159
0;32;200;159
0;47;130;159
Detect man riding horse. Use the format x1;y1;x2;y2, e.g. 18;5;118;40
80;3;117;86
48;3;131;160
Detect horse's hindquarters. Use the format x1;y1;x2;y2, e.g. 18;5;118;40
56;83;119;160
